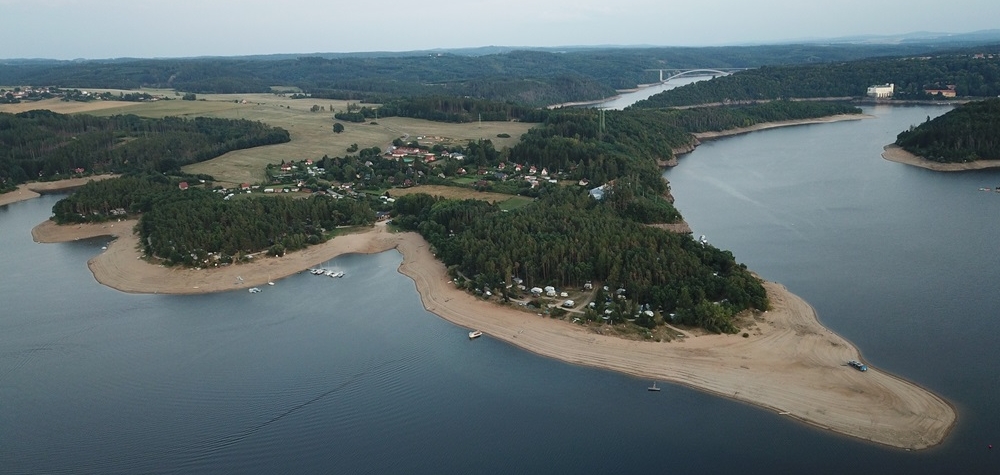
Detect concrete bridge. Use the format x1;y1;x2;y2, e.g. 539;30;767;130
645;68;749;83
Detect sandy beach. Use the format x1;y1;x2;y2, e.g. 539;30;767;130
693;114;872;140
882;144;1000;171
0;176;118;207
32;218;955;450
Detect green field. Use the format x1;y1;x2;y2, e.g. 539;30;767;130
3;90;535;188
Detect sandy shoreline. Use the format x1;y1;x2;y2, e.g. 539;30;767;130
32;219;956;449
882;144;1000;171
0;175;118;207
693;114;873;140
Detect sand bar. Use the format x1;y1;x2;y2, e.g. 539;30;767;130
33;219;955;449
882;144;1000;171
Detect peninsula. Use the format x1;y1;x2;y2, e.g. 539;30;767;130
31;218;956;450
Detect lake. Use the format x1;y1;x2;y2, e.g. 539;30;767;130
3;103;999;474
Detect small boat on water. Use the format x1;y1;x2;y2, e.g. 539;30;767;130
647;382;660;391
468;330;483;339
248;287;261;293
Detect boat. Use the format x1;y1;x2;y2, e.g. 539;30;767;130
248;287;261;293
468;330;483;339
647;382;660;391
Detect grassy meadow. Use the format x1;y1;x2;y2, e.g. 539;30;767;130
2;90;535;187
388;185;535;210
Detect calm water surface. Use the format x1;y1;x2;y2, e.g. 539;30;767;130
2;104;999;473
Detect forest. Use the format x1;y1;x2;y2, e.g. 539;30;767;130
51;175;375;266
0;111;290;192
0;43;981;107
894;98;1000;162
632;51;1000;108
392;189;767;334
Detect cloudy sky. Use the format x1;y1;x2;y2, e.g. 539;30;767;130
2;0;998;59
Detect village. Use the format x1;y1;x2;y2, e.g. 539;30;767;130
1;85;163;104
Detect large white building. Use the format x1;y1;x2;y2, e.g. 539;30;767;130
867;83;895;99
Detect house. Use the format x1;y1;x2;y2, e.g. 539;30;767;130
866;83;894;99
497;162;506;170
240;183;251;191
178;182;189;190
924;85;957;98
529;166;537;174
589;185;608;200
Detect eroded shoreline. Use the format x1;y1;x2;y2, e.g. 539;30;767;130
882;144;1000;171
32;219;956;450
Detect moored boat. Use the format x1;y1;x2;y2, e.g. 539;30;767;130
468;330;483;339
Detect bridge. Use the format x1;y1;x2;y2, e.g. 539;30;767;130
644;68;750;83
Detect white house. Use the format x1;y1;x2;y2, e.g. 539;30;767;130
867;83;894;99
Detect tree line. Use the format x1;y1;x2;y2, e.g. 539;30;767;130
1;43;982;107
632;51;1000;108
0;110;290;191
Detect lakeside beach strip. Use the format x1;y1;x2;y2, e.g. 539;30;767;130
882;144;1000;171
32;218;956;450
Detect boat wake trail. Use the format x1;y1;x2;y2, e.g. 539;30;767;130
187;357;407;457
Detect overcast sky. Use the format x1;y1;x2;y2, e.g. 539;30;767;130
2;0;998;59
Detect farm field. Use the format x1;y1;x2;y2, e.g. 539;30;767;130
2;89;535;187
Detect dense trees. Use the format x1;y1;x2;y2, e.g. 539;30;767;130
635;101;863;132
895;98;1000;162
632;51;1000;108
1;43;979;107
50;175;375;266
393;191;767;333
137;189;373;266
377;96;550;123
51;174;175;222
0;111;290;188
